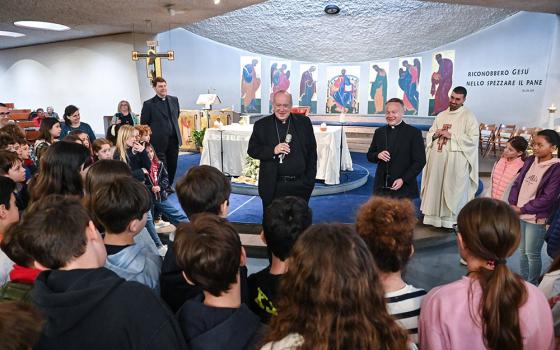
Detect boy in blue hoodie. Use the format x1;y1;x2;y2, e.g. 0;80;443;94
91;177;162;292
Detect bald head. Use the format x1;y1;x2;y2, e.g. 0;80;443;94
272;90;292;121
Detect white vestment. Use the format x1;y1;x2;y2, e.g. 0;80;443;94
421;106;479;228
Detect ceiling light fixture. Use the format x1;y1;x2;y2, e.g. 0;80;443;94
214;0;221;4
324;4;340;15
0;31;25;38
14;21;70;31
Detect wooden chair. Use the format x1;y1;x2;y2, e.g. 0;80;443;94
16;121;37;129
8;112;29;121
487;124;516;157
25;130;40;142
479;123;497;157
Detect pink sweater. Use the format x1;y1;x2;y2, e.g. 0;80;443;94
491;157;524;200
419;276;554;350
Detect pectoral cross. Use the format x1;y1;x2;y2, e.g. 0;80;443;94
132;40;174;84
437;124;452;152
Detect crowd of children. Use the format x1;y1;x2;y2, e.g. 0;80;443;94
1;108;560;349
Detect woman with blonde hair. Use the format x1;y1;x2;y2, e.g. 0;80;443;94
112;125;164;252
419;198;554;349
261;224;410;350
111;100;139;126
113;125;150;182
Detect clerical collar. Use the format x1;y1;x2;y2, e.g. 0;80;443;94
275;115;290;125
157;95;166;102
388;120;403;129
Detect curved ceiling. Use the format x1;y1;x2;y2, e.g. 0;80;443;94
185;0;517;62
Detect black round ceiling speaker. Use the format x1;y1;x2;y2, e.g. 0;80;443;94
324;4;340;15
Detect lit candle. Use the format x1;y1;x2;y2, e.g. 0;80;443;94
549;104;557;114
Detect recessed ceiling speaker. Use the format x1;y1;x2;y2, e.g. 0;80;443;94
324;4;340;15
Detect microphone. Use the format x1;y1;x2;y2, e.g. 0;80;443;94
279;133;292;164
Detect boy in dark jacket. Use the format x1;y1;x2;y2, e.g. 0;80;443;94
161;165;247;312
175;213;261;349
14;195;187;350
247;196;312;323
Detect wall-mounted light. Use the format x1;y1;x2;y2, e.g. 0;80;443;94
14;21;70;31
324;4;340;15
214;0;221;4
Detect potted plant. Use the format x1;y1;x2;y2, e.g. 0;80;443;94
192;128;206;152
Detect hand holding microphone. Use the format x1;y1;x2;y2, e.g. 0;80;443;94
278;133;292;164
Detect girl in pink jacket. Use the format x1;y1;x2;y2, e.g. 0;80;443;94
490;136;528;200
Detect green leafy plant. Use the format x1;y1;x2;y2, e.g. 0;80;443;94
192;129;206;148
242;156;260;180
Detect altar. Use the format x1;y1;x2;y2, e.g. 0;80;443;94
200;124;353;185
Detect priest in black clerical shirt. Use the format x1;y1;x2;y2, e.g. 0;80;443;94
140;77;182;188
248;91;317;211
367;98;426;198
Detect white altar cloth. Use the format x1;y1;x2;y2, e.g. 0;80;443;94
200;124;353;185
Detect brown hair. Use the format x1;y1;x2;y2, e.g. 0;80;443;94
62;133;82;143
83;159;133;230
174;213;241;297
176;165;231;218
152;76;167;87
37;117;60;144
92;138;112;153
0;150;20;175
134;124;152;137
1;223;33;267
0;301;44;350
355;196;416;273
0;132;16;150
507;136;529;160
457;198;527;350
28;141;89;203
1;124;26;141
90;177;151;234
15;195;90;269
264;224;409;350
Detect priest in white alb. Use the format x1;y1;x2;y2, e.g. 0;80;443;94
420;86;479;228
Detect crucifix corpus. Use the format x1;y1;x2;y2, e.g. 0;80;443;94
437;124;452;152
132;40;174;84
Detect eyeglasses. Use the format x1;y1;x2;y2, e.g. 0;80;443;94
0;112;10;116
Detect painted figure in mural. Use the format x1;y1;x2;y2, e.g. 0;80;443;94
370;65;387;114
241;59;261;113
430;53;454;116
332;69;354;113
421;86;479;229
299;66;317;109
398;68;414;112
401;60;420;113
270;63;291;109
180;116;191;149
270;63;279;88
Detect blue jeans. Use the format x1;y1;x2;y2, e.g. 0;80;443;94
519;220;546;284
154;199;188;226
145;210;163;247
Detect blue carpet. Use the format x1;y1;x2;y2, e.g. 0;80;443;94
168;152;483;225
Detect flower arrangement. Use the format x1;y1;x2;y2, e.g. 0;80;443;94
233;156;260;185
